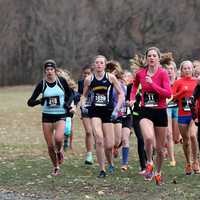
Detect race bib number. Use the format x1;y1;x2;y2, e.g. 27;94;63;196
47;96;60;107
144;92;158;107
167;100;178;108
182;97;190;111
94;94;107;106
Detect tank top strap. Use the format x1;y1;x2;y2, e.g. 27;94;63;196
56;77;65;92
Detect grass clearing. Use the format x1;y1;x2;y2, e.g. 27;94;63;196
0;86;200;200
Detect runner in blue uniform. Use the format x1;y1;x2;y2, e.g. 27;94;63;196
27;59;73;176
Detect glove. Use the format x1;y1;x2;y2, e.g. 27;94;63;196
111;107;119;121
39;97;47;106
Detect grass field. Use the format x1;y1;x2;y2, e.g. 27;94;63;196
0;86;200;200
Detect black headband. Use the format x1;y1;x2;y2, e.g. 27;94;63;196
43;59;57;69
44;62;56;69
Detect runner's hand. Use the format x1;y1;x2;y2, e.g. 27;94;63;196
128;100;135;107
111;107;119;120
39;97;47;106
81;106;88;115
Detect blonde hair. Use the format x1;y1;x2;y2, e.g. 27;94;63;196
56;68;77;90
179;60;193;72
129;54;146;70
106;60;124;80
94;55;107;64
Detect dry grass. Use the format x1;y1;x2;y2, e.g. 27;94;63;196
0;86;200;200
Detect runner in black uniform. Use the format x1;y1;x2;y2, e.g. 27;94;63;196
81;55;124;178
78;65;94;164
27;59;73;176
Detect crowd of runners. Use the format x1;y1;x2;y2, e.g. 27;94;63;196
27;46;200;186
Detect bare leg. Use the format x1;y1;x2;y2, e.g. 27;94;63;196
139;119;154;163
103;123;115;166
82;117;93;152
179;124;191;164
42;122;58;167
189;121;198;162
91;118;105;171
167;116;176;164
155;127;167;173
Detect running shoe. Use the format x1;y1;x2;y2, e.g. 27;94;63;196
85;153;93;165
192;161;200;174
144;163;154;181
52;166;60;176
154;174;163;186
185;163;192;175
57;151;64;165
121;165;128;172
98;170;106;178
108;164;115;174
169;160;176;167
138;169;146;176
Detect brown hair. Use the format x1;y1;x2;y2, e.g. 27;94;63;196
106;60;124;80
145;47;161;59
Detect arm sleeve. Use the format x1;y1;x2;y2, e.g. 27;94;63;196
150;71;171;98
27;81;43;107
78;79;84;95
193;84;200;100
73;91;81;105
126;83;132;101
172;80;184;100
130;76;139;101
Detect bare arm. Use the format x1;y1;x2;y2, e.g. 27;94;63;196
80;75;91;107
109;74;124;110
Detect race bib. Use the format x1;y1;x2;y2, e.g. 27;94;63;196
47;96;60;107
167;100;178;108
94;94;107;106
144;92;158;107
182;97;190;111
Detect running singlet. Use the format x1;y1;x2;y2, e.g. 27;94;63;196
130;67;171;108
173;77;197;116
90;73;113;108
27;77;72;114
42;79;65;114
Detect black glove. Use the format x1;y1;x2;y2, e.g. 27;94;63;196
39;97;47;106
